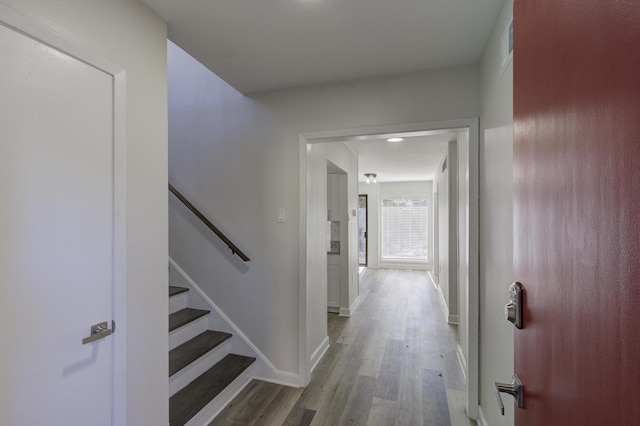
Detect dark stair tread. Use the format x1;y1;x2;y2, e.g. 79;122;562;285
169;330;233;377
169;286;189;297
169;354;256;426
169;308;210;332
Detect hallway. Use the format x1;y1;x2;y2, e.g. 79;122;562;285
211;269;475;425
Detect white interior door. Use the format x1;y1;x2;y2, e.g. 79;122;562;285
0;19;117;426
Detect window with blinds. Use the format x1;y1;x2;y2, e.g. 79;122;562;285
381;197;429;261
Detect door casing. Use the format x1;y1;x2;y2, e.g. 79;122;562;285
358;194;368;266
299;118;480;419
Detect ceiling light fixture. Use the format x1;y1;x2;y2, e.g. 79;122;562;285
364;173;377;184
386;137;404;143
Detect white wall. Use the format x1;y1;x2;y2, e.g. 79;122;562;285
0;1;168;424
436;154;450;308
478;0;515;425
168;39;480;377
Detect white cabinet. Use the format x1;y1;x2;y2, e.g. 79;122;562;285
327;254;340;312
327;173;342;312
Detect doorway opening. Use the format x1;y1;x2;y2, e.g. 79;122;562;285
299;118;479;419
358;194;368;267
327;161;348;316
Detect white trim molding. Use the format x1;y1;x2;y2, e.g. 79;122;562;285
477;406;489;426
379;260;432;270
169;258;300;387
457;344;467;382
300;117;480;418
435;281;458;325
339;294;363;317
309;336;330;374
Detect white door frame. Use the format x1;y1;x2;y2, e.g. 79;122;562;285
0;5;127;423
298;117;479;419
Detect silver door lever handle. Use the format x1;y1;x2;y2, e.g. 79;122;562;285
495;374;524;415
82;321;115;345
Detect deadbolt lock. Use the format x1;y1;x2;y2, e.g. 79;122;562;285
505;282;523;329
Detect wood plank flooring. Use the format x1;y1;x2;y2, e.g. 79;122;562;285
211;268;477;426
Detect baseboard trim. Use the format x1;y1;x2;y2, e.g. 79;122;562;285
252;375;304;388
477;406;488;426
379;261;432;270
456;344;467;382
168;257;299;387
436;283;450;322
339;294;362;317
309;336;330;374
428;271;439;287
433;281;459;325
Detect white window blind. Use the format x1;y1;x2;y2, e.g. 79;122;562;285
382;197;428;261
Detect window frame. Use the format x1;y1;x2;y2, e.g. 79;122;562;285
380;194;430;263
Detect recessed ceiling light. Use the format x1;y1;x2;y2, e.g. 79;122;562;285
386;137;404;143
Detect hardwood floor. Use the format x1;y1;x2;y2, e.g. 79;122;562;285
211;269;476;426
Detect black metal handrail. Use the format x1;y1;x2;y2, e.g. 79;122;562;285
169;183;250;262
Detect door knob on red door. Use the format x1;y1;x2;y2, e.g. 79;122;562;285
495;374;524;415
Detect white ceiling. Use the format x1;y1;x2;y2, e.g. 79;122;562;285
142;0;505;94
344;132;456;183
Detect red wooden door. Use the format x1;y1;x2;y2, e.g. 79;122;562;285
513;0;640;424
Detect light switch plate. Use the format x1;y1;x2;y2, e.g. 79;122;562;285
277;208;286;223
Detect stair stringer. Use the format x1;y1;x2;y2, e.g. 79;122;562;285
169;258;300;390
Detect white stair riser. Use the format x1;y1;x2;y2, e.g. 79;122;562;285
183;363;255;426
169;339;232;396
169;315;208;350
169;292;188;315
169;259;300;387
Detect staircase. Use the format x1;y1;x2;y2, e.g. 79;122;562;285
168;285;255;426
